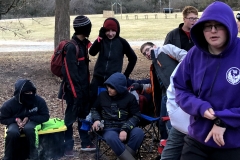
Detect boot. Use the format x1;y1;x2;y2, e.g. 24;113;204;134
126;145;136;157
118;149;135;160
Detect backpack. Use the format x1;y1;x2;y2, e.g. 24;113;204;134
50;39;79;78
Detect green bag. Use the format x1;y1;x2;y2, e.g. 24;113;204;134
41;118;65;131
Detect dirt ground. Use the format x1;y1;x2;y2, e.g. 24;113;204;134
0;47;160;160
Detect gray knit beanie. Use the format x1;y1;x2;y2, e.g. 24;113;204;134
73;15;92;37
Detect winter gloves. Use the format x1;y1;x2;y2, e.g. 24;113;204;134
99;27;106;39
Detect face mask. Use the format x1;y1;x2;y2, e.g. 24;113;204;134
20;93;35;108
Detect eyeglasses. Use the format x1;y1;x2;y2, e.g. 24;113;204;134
203;24;225;32
142;47;152;56
185;17;199;21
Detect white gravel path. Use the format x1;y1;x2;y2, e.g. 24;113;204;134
0;40;164;52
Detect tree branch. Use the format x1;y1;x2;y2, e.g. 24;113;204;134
1;0;21;14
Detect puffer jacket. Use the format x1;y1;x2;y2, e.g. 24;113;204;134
91;73;141;133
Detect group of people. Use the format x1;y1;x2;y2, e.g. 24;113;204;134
1;1;240;160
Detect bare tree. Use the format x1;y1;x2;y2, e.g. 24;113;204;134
0;0;21;19
54;0;70;48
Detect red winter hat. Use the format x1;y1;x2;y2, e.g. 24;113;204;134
103;19;118;32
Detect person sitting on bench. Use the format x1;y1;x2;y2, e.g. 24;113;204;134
0;79;50;160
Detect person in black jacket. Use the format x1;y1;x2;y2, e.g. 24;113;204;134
89;17;137;108
0;79;49;160
164;6;198;51
91;72;144;160
58;15;95;156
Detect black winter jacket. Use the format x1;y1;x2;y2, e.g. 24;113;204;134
60;34;91;101
89;18;137;80
0;79;49;126
91;73;141;133
164;23;194;51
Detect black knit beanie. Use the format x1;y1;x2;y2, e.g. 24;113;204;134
73;15;92;37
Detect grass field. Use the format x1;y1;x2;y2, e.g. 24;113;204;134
0;11;239;42
0;12;196;42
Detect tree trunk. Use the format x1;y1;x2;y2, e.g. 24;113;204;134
54;0;70;48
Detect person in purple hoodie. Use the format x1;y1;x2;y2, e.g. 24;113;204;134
173;1;240;160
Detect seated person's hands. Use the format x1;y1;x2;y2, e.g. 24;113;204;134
92;120;103;131
22;117;29;126
16;118;24;130
130;83;143;92
119;130;127;142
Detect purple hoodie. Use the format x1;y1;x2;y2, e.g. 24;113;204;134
173;1;240;148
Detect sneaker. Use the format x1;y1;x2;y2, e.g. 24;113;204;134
80;143;96;151
64;150;74;157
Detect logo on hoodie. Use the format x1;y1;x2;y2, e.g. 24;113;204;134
226;67;240;85
29;106;38;113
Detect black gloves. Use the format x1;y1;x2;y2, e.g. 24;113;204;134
99;27;106;39
130;83;143;92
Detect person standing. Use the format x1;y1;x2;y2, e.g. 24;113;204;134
164;6;198;51
89;17;137;108
159;5;199;160
0;79;50;160
58;15;95;157
174;1;240;160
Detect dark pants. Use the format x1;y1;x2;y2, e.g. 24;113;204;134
64;90;92;151
159;95;171;139
181;135;240;160
102;127;144;156
4;121;38;160
161;127;185;160
89;76;105;108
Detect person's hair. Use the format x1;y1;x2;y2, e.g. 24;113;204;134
236;12;240;21
182;6;198;17
140;42;154;54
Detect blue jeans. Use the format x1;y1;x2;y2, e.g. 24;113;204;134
161;127;185;160
102;127;144;156
159;95;172;139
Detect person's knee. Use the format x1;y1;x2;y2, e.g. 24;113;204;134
6;129;20;138
23;125;35;135
104;135;116;144
131;127;144;141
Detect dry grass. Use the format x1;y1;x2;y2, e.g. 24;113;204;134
0;48;158;159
